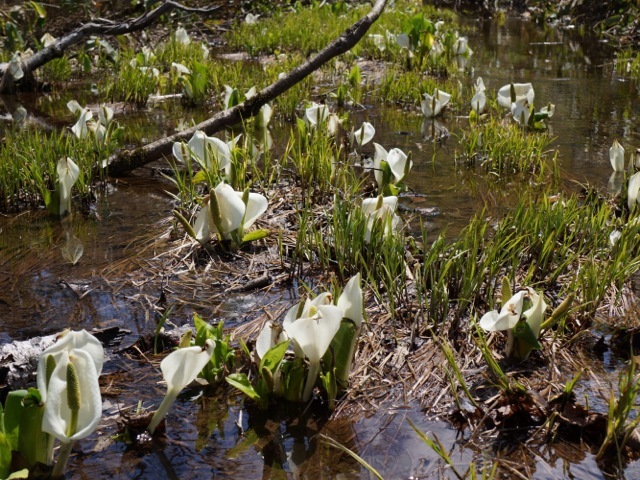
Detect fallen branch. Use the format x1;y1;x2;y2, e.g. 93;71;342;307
0;0;220;93
105;0;389;176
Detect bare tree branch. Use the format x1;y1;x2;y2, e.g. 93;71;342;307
106;0;389;176
0;0;220;92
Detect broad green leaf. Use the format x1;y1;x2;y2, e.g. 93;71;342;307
259;340;289;374
226;374;261;401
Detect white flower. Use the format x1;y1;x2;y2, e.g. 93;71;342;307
245;13;260;24
175;27;190;45
56;158;80;216
148;340;215;434
369;34;386;51
372;143;412;190
610;139;625;172
172;131;231;174
497;83;535;109
353;122;375;147
421;89;451;118
305;102;329;127
171;62;190;77
628;171;640;211
361;195;401;243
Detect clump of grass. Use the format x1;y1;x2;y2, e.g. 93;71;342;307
226;3;367;57
377;66;460;107
615;49;640;79
457;116;558;177
0;128;104;212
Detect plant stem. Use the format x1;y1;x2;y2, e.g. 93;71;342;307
148;389;179;434
51;441;74;478
302;362;320;403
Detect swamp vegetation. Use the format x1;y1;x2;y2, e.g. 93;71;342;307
2;0;640;478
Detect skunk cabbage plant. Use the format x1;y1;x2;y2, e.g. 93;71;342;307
190;183;268;247
361;195;401;243
37;330;104;477
372;144;412;196
353;122;375;147
148;340;215;434
421;89;451;118
56;157;80;216
610;139;625;172
497;83;534;109
479;287;548;361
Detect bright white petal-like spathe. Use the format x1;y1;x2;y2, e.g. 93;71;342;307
171;62;190;76
453;36;471;56
98;105;113;127
386;148;411;183
148;340;214;434
256;321;288;359
193;203;212;244
479;290;527;332
160;342;215;392
57;157;80;216
305;102;329;127
628;171;640;211
421;89;451;118
336;274;363;327
237;191;268;230
610;230;622;247
361;195;398;215
353;122;375;147
41;33;57;47
610;139;625;172
471;91;486;114
66;100;83;115
285;304;344;401
42;350;102;442
175;27;190;45
522;289;547;339
372;143;388;189
256;103;273;129
172;141;189;163
474;77;486;93
497;83;535;109
71;109;93;139
37;329;104;404
212;183;246;234
511;98;532;125
245;13;260;24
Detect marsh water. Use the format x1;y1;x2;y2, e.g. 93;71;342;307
1;15;639;479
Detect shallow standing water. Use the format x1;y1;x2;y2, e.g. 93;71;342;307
1;14;640;480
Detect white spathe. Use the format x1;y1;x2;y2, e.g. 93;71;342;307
336;273;363;327
353;122;375;147
148;340;215;434
610;139;625;172
42;349;102;442
175;27;190;45
284;303;344;402
71;108;93;139
497;83;535;109
511;98;532;125
479;290;527;332
172;131;231;173
361;195;401;243
56;157;80;216
305;102;329;127
373;143;412;189
421;89;451;118
628;171;640;211
37;329;104;404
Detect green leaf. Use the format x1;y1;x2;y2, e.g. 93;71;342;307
226;374;261;401
0;432;11;480
192;170;207;184
259;340;289;374
320;368;337;410
28;2;46;18
3;390;28;451
326;319;358;390
241;229;269;244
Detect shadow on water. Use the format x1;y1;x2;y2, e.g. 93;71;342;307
1;14;640;480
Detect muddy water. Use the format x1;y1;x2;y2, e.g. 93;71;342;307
1;15;640;480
